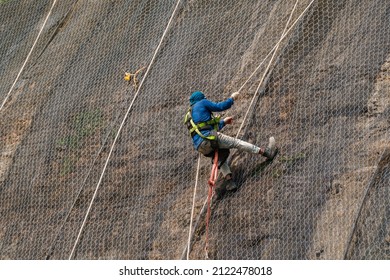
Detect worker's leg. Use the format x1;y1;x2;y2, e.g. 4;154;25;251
197;139;214;156
216;132;261;154
219;161;231;177
217;132;278;160
219;161;238;191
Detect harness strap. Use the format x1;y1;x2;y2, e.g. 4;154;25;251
189;119;217;140
185;108;219;141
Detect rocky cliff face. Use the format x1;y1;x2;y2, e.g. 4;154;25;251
0;0;389;259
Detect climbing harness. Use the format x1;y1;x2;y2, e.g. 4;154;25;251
184;107;220;141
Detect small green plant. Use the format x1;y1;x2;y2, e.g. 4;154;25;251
279;152;306;163
56;110;103;176
272;169;283;178
60;156;74;176
73;110;103;140
56;110;103;150
56;135;79;150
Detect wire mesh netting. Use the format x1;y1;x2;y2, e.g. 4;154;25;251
0;0;389;260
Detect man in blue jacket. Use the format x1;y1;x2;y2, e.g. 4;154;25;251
184;90;277;191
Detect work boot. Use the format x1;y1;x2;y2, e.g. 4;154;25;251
260;136;278;161
225;175;238;191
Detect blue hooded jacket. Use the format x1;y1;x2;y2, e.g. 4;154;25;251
189;92;234;150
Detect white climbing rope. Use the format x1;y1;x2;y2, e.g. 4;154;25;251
237;0;316;94
236;0;300;138
185;0;316;259
68;0;183;260
0;0;58;111
186;155;201;260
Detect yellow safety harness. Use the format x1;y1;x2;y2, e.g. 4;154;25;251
184;107;220;141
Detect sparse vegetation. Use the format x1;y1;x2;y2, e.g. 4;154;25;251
279;152;306;164
57;110;103;175
60;156;74;176
1;0;389;260
57;110;103;150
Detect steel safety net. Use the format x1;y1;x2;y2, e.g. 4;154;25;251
0;0;389;260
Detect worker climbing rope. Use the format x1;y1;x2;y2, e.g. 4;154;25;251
184;90;278;195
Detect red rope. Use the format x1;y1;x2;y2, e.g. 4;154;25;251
205;149;218;257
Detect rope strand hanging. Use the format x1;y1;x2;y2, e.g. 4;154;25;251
0;0;58;111
205;149;219;257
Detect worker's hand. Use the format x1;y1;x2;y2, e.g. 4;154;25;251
231;91;240;100
224;116;233;125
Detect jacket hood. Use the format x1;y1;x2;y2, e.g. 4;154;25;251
189;91;205;105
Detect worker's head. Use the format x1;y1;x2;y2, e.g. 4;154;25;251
189;91;205;105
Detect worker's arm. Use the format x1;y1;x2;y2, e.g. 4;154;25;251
202;99;233;130
218;116;232;130
203;98;234;112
